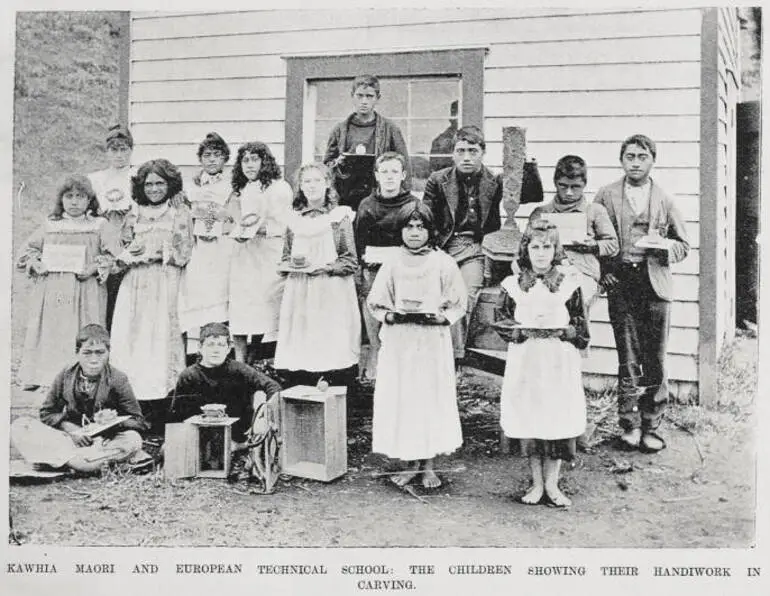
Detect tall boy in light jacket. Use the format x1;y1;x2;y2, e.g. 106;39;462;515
594;134;689;453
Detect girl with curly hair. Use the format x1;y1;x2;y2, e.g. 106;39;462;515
274;163;361;389
226;142;293;363
17;174;121;389
178;132;234;354
110;159;193;429
494;219;589;508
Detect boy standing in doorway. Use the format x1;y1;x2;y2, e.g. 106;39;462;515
324;75;410;211
594;134;689;453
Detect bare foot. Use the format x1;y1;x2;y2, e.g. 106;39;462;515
545;486;572;507
520;484;544;505
421;470;441;489
390;463;420;487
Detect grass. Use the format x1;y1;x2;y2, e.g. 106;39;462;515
11;11;125;371
666;333;756;441
13;11;124;246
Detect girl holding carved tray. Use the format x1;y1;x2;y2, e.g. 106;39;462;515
226;142;292;363
494;219;588;508
177;132;235;355
17;175;120;390
110;159;193;429
274;162;361;388
367;202;466;490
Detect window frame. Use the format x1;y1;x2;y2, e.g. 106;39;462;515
283;48;486;182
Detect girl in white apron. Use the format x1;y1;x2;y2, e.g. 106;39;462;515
274;163;361;388
495;220;589;508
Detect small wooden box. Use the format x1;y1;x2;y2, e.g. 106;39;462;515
281;385;347;482
163;416;238;480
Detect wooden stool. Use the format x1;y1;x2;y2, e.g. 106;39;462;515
164;416;238;480
281;385;347;482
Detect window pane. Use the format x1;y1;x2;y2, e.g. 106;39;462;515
309;76;461;176
315;80;351;119
375;79;408;115
410;79;461;118
410;119;458;156
314;119;338;160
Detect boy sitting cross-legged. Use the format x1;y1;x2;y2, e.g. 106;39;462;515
11;324;150;474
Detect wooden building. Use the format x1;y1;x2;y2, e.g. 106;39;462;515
120;7;741;403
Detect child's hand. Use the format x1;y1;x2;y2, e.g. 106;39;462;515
168;191;189;209
306;265;331;276
558;326;577;341
68;431;93;447
128;241;146;256
385;312;406;325
424;313;449;326
27;260;48;277
652;247;670;265
509;327;527;343
600;272;620;291
571;238;598;254
215;206;233;222
76;263;98;281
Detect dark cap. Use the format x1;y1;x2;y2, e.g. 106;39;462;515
106;124;134;148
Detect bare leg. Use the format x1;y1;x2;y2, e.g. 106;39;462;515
391;460;421;487
233;335;247;363
521;455;544;504
421;458;441;489
543;458;571;507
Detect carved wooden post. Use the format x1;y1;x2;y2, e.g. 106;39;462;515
501;126;526;227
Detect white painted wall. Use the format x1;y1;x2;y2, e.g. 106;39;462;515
128;7;726;386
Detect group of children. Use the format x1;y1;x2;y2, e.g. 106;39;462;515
15;93;689;505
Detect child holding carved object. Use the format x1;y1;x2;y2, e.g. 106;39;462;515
274;163;361;389
11;324;149;474
227;142;292;363
178;132;235;355
494;220;589;508
110;159;193;431
367;202;466;489
17;175;121;390
530;155;618;327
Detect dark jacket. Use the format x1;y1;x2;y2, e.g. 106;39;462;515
421;165;503;248
324;112;411;208
167;360;282;442
324;112;410;169
39;363;148;434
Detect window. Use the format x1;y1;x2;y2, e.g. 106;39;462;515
308;77;461;191
284;48;485;194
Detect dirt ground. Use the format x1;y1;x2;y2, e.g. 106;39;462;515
8;337;756;548
7;11;758;549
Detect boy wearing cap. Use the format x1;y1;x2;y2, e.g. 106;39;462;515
324;74;410;211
